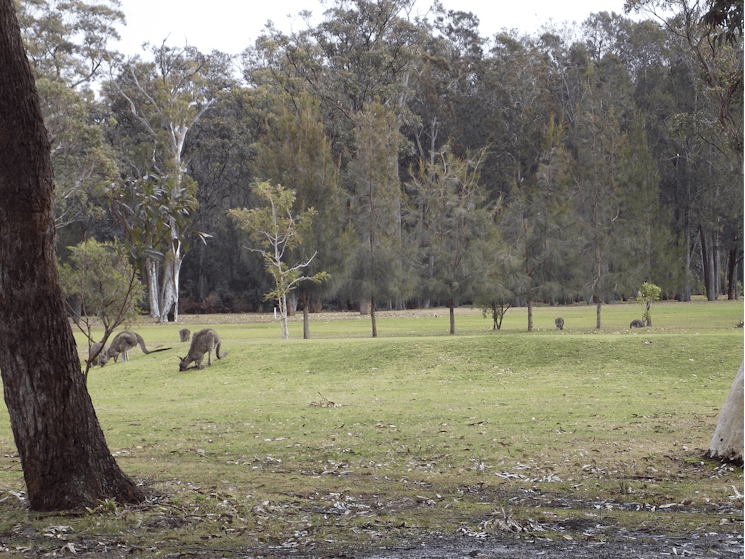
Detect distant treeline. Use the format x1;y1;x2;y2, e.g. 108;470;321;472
21;0;742;319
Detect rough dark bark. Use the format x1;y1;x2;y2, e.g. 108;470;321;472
0;0;144;511
371;295;378;338
302;291;310;340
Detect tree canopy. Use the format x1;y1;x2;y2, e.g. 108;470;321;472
17;0;741;321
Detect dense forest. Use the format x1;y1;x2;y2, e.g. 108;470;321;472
17;0;743;329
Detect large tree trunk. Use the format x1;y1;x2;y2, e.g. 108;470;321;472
705;362;744;466
145;257;160;318
706;70;745;465
706;87;745;465
0;0;144;511
159;240;181;322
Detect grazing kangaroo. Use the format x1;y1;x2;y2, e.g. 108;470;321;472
178;328;226;371
630;319;645;328
100;330;169;366
179;328;191;342
89;341;105;366
555;317;564;330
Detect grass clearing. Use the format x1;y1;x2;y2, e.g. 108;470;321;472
0;300;742;557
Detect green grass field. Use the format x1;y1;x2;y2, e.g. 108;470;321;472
0;299;741;556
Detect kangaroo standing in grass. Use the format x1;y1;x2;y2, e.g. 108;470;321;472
100;331;168;366
178;328;226;371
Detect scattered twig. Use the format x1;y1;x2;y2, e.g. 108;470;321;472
309;392;341;408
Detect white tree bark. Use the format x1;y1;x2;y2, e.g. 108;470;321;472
145;258;160;319
159;236;181;323
706;361;744;464
278;293;289;340
114;50;215;324
158;260;176;323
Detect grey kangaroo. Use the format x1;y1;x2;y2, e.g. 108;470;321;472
100;330;168;366
89;341;105;366
178;328;226;371
555;317;565;330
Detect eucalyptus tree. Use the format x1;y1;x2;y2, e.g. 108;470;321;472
300;0;424;118
251;0;425;160
106;172;207;317
537;28;592;130
42;83;118;233
691;142;742;300
407;7;486;166
627;0;743;300
16;0;123;236
16;0;123;86
107;40;219;322
582;11;631;60
626;0;743;465
0;0;143;510
410;24;555;239
180;84;258;306
695;0;743;468
490;33;554;174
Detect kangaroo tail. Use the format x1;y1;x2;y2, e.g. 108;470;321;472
135;332;151;354
216;342;226;359
148;347;171;354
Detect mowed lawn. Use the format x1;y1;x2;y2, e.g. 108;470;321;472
0;299;741;555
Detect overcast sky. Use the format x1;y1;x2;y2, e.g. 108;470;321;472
113;0;647;57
